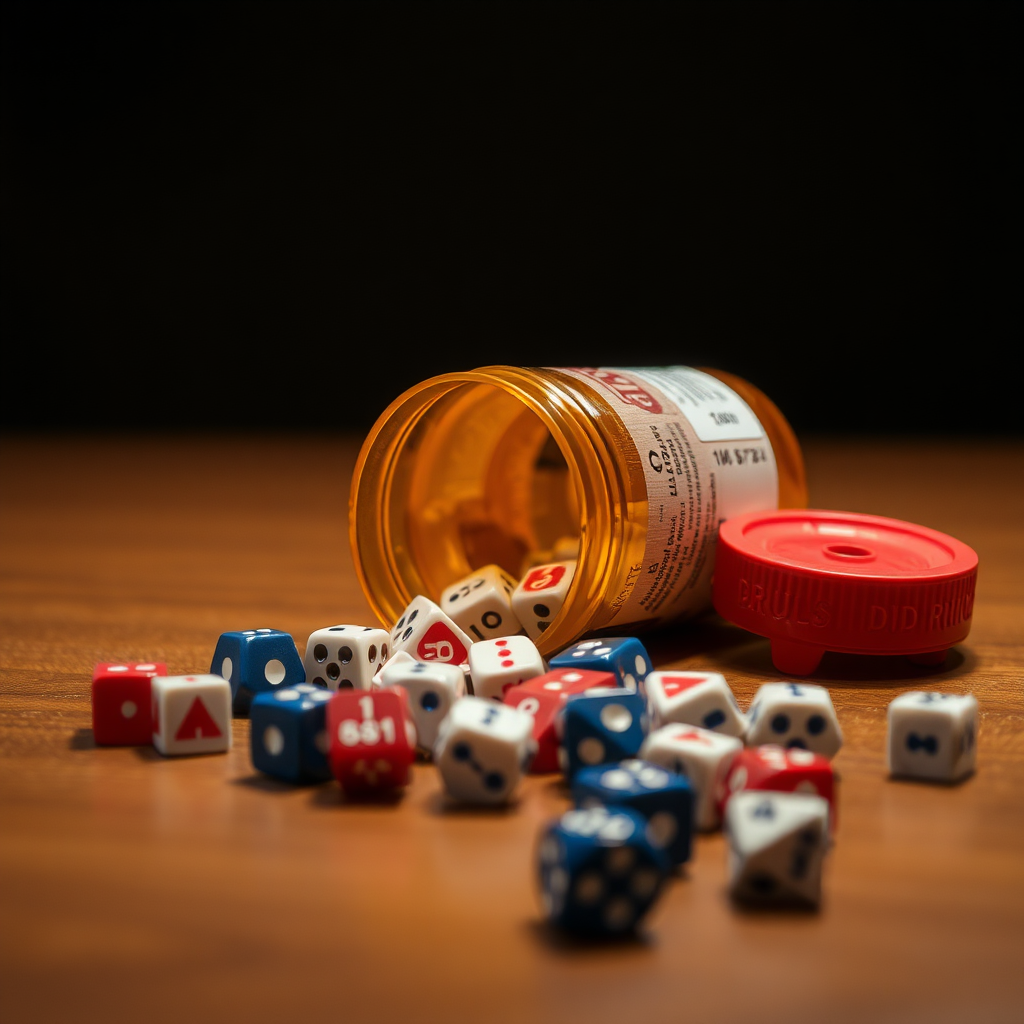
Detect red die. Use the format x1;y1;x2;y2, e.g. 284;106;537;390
502;666;617;773
717;743;838;831
327;689;417;796
91;661;168;745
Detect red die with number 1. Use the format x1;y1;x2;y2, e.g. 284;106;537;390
91;661;168;745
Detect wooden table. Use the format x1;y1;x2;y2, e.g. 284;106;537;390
2;432;1022;1024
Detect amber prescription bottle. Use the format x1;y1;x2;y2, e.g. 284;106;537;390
349;366;808;657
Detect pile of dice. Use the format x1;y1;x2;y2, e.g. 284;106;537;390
89;560;980;938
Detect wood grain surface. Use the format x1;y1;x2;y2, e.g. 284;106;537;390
1;432;1022;1024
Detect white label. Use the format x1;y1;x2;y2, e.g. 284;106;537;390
551;367;779;628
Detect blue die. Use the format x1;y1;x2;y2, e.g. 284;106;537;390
548;637;653;692
535;804;671;935
557;687;649;778
571;758;695;866
210;628;306;716
250;684;334;783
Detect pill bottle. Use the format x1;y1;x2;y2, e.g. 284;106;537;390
349;366;807;656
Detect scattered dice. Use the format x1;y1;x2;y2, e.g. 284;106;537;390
467;634;546;702
571;759;695;866
535;804;671;935
744;681;843;758
724;790;830;908
639;723;744;831
91;661;167;745
644;669;746;737
548;636;653;692
512;560;577;640
433;695;536;805
209;628;306;716
152;674;232;756
439;564;524;641
249;684;334;783
390;595;474;667
376;657;467;756
887;691;978;783
302;624;390;691
557;686;649;778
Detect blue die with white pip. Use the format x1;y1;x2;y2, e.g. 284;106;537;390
250;684;334;783
548;636;653;693
535;804;671;935
571;758;695;866
557;687;649;778
210;628;306;716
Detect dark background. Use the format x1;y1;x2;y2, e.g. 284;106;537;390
1;0;1021;437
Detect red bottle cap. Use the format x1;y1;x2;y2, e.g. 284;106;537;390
711;509;978;675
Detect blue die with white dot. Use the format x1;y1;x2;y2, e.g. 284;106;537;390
570;758;695;866
250;684;334;783
548;636;653;692
210;628;306;716
557;686;649;778
535;804;671;935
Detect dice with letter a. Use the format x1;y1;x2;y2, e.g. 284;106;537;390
535;804;671;935
376;657;467;756
91;661;167;745
302;624;390;691
511;560;576;640
645;669;746;737
887;691;978;783
210;628;306;716
467;634;546;702
152;674;232;756
327;689;417;797
724;791;831;908
557;686;649;779
744;681;843;758
390;595;474;668
439;564;524;641
250;684;334;783
548;636;653;693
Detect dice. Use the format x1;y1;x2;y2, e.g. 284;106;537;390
390;595;474;667
557;686;649;779
571;759;695;866
439;564;524;641
91;661;167;745
744;681;843;758
250;684;334;783
639;723;744;831
548;636;653;692
326;689;417;797
466;634;546;702
717;743;838;832
152;674;232;756
376;657;467;755
432;695;536;804
503;666;619;773
209;628;306;716
302;624;390;691
644;669;746;738
535;804;671;935
511;560;576;640
724;790;831;908
887;690;978;783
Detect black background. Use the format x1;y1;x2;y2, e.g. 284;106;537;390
1;0;1021;437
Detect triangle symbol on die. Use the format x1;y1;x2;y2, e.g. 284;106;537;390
175;696;222;741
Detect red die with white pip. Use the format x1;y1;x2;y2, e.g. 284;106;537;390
502;666;618;772
511;560;576;641
717;743;838;833
326;689;417;797
390;595;474;668
467;634;546;702
91;661;167;745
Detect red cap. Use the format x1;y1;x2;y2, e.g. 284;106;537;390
711;509;978;675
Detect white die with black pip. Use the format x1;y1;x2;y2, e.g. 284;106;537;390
511;560;577;641
439;564;524;641
744;681;843;758
391;595;474;668
644;669;746;737
376;657;467;756
887;690;978;783
303;624;391;691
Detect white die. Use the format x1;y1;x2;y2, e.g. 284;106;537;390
303;624;391;691
467;634;547;702
639;723;744;831
391;595;474;667
511;560;576;641
376;657;467;755
432;695;537;804
887;691;978;783
372;649;417;689
439;564;524;641
645;670;746;738
744;682;843;758
152;674;232;756
724;790;830;907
